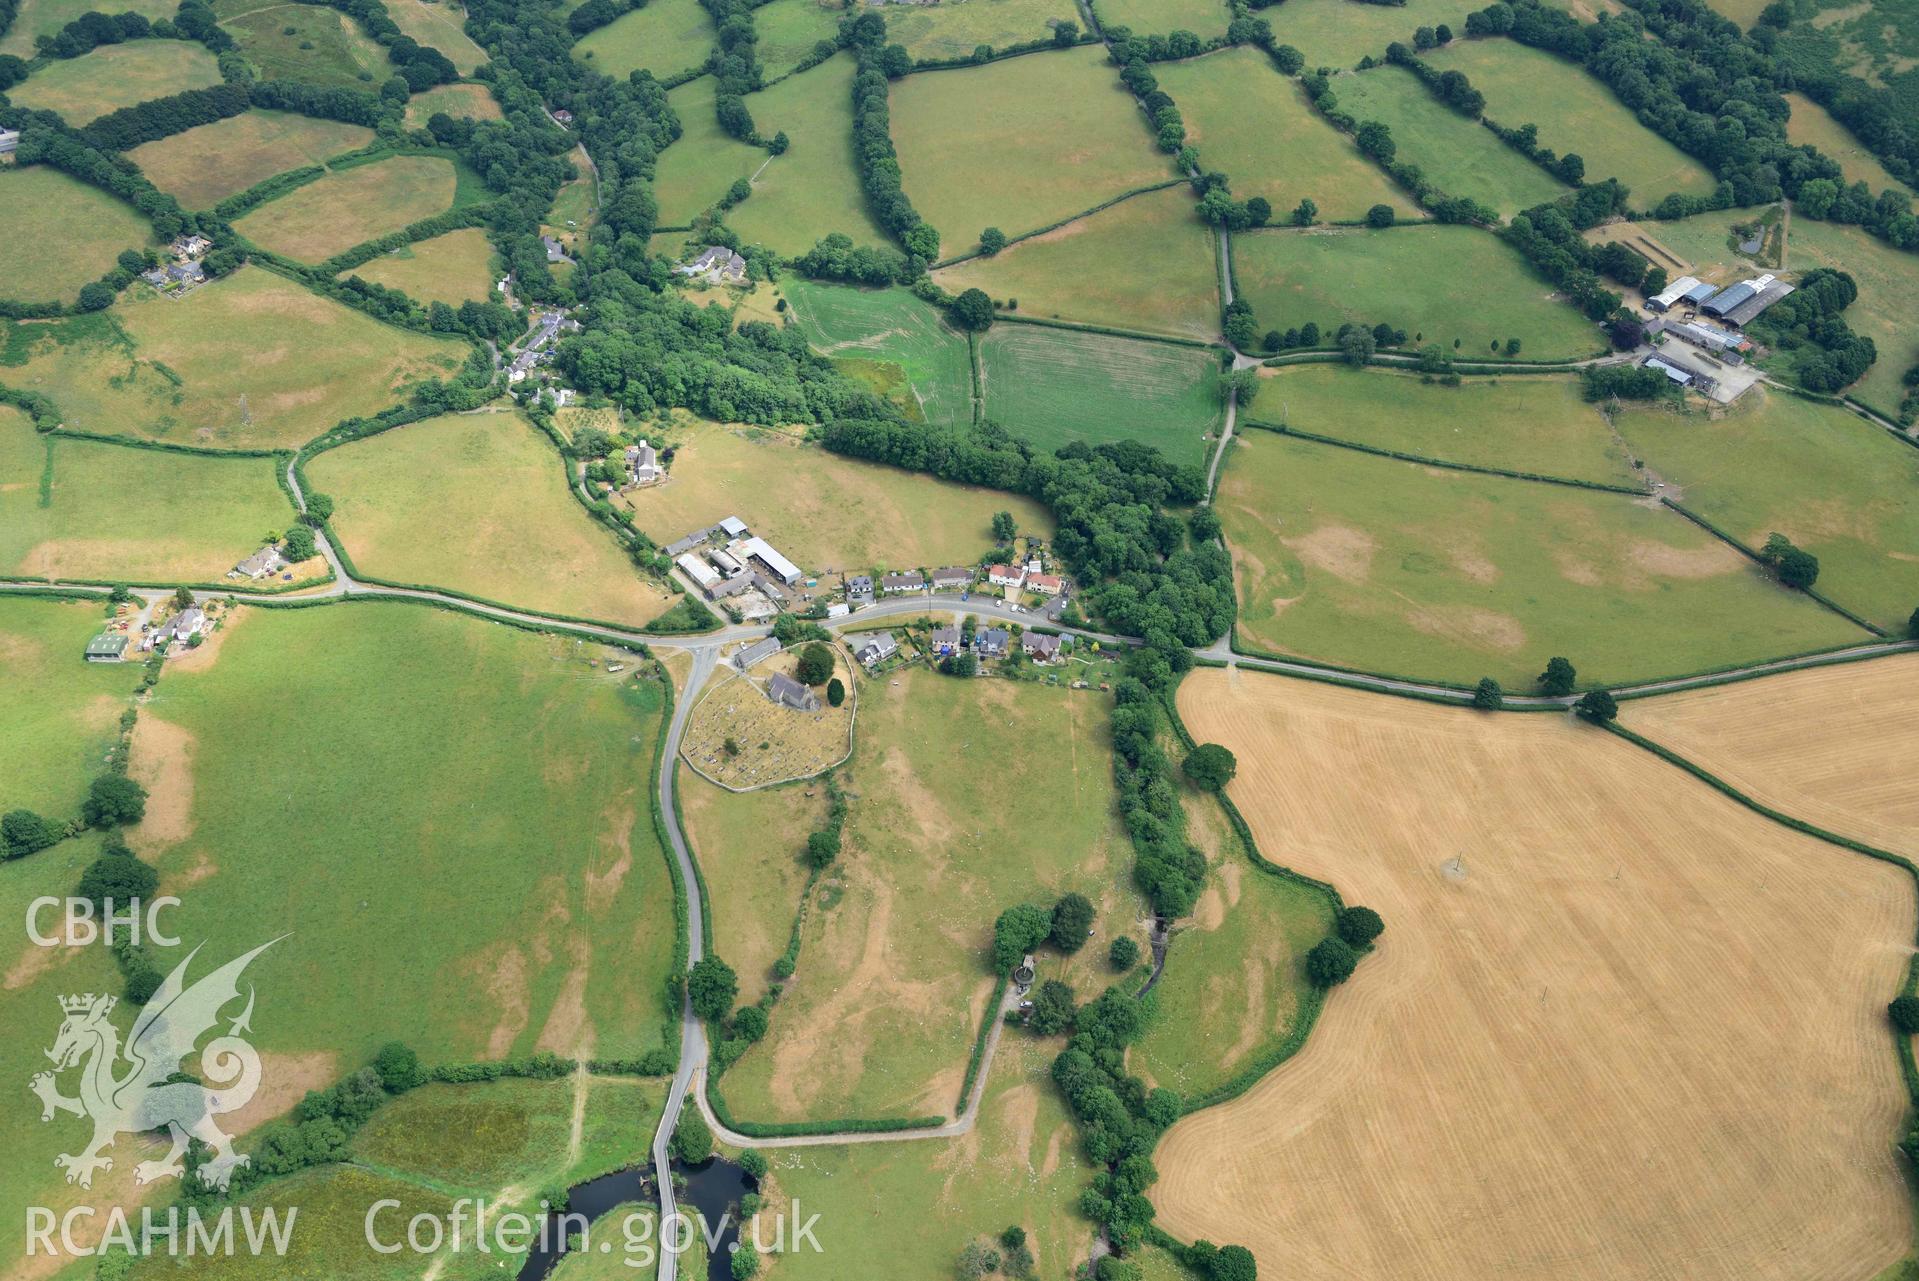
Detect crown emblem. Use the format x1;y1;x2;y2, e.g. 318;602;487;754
59;993;113;1016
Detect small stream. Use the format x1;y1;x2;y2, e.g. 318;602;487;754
515;1157;754;1281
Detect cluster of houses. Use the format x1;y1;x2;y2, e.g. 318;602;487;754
676;246;748;287
140;234;212;295
507;307;578;384
927;624;1061;662
669;517;804;622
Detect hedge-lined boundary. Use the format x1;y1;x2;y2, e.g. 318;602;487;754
1255;347;1595;372
703;1076;945;1138
645;665;691;1075
966;329;984;426
1240;418;1651;494
667;756;715;947
1603;720;1919;1105
955;973;1009;1113
929;176;1188;270
1656;497;1886;637
1609;640;1919;701
990;310;1220;350
909;32;1097;74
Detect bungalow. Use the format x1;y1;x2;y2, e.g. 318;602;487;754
84;633;128;663
930;626;961;656
855;631;899;667
767;672;820;712
881;571;926;595
1027;573;1065;597
930;566;971;591
976;627;1010;658
1022;632;1062;662
987;565;1024;589
735;636;783;671
230;545;287;580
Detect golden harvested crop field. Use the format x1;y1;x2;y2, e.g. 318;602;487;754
404;82;504;127
1156;666;1915;1281
345;227;496;306
1624;654;1919;855
233;155;458;262
7;40;222;125
128;110;374;210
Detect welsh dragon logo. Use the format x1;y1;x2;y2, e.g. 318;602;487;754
31;939;280;1191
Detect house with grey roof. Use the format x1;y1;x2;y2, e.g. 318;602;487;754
1021;631;1062;662
677;246;748;286
881;571;926;595
624;439;660;485
230;545;287;580
846;574;874;598
855;631;898;667
976;627;1010;658
767;672;820;712
735;637;783;671
930;626;961;656
930;566;971;591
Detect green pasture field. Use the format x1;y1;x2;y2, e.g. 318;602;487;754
405;81;506;127
384;0;488;74
720;668;1144;1124
1583;206;1776;288
0;596;142;817
8;39;223;126
1232;225;1604;358
1157;48;1404;221
782;279;975;427
1093;0;1230;37
728;55;890;255
1784;216;1919;416
757;1036;1101;1281
0;267;470;450
652;76;772;225
891;45;1174;244
1219;432;1867;685
1613;390;1919;632
1246;365;1635;485
1263;0;1482;68
0;167;150;304
221;1;397;91
543;145;598;255
128;110;376;211
1784;92;1913;198
622;419;1052;572
234;154;465;262
755;0;843;77
0;0;175;54
127;602;681;1063
882;0;1078;61
347;227;497;306
1423;39;1717;202
978;323;1224;468
307;410;676;624
1334;64;1569;215
572;0;712;79
1704;0;1768;22
1129;774;1329;1100
679;768;828;1003
933;185;1218;341
0;411;302;584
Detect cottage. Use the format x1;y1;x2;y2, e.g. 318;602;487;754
1027;573;1065;597
930;626;961;656
171;234;211;260
84;633;128;662
625;439;661;485
855;631;899;667
158;608;206;646
881;571;926;595
676;246;748;286
551;108;574;125
735;636;783;671
976;627;1010;658
1022;631;1062;662
987;564;1024;589
846;574;874;598
767;671;820;711
931;566;971;591
230;545;287;579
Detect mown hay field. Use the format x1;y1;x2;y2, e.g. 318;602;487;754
978;323;1226;468
1233;225;1605;358
1334;64;1569;215
934;185;1219;341
1156;666;1915;1281
883;0;1077;60
1784;92;1912;196
718;669;1145;1124
783;279;976;427
0;410;310;585
623;419;1050;573
1625;653;1919;854
384;0;488;73
1263;0;1482;67
1157;48;1404;220
891;45;1175;242
1787;216;1919;416
680;644;854;789
128;110;376;210
754;0;844;76
233;154;462;262
1614;390;1919;633
307;410;676;624
572;0;712;78
729;55;891;255
752;1037;1101;1281
0;268;470;450
8;39;222;125
0;166;151;304
0;597;142;817
1423;38;1718;200
218;0;397;90
1219;432;1868;685
0;0;174;54
1246;365;1635;485
346;226;497;306
652;75;773;225
405;81;505;127
1093;0;1229;37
